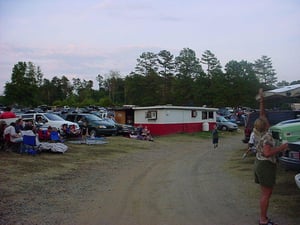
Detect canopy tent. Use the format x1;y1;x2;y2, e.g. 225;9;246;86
256;84;300;100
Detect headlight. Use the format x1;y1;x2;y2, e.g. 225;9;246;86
98;125;107;129
285;132;291;137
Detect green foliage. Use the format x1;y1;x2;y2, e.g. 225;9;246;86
201;50;222;77
99;96;112;107
254;55;277;87
4;62;41;106
135;52;159;76
157;50;176;104
224;60;260;108
2;51;296;109
290;80;300;85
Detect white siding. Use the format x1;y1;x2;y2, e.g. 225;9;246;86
134;106;217;124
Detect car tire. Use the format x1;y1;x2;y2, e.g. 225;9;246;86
221;126;228;131
89;129;96;137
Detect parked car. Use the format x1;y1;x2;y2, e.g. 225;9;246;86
21;112;80;133
236;114;247;126
278;141;300;172
217;108;231;117
216;116;238;131
224;114;238;125
102;117;135;135
269;121;300;172
242;110;300;143
65;113;117;137
274;118;300;126
270;121;300;146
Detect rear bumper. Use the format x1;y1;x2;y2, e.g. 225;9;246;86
95;128;117;136
279;157;300;172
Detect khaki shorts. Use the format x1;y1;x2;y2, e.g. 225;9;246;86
254;158;277;188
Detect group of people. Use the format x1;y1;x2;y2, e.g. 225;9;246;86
38;126;64;142
0;118;72;154
0;118;67;154
129;124;154;141
0;118;39;152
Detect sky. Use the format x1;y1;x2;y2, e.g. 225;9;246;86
0;0;300;95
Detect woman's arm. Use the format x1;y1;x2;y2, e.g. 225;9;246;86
263;143;288;157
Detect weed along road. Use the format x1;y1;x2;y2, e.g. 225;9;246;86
74;133;257;225
1;132;299;225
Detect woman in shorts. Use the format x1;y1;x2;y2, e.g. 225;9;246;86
253;118;288;225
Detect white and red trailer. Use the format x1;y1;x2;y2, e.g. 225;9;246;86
133;105;218;136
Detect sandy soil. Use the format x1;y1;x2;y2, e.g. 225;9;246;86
0;133;298;225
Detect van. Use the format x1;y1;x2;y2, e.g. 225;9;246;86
65;113;117;136
21;112;80;132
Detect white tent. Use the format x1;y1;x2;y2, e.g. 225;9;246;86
256;84;300;100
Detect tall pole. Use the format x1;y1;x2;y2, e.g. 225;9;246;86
259;88;270;128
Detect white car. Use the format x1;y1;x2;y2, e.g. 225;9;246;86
216;116;238;131
21;112;80;132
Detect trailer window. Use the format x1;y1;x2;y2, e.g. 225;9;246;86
202;111;214;119
191;110;197;118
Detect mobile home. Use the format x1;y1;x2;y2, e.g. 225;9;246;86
133;105;218;136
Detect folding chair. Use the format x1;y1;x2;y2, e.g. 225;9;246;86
3;133;20;152
38;129;49;141
3;133;12;150
22;135;40;155
50;131;61;142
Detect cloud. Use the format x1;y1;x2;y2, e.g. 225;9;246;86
1;0;300;95
0;43;160;94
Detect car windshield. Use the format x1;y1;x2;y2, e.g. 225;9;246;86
44;113;65;121
276;119;300;125
85;114;103;121
218;116;228;122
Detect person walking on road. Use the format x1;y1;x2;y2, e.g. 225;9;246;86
212;125;219;148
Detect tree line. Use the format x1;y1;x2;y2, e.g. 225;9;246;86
1;48;299;109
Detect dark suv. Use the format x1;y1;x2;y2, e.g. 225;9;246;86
101;117;135;135
65;113;117;137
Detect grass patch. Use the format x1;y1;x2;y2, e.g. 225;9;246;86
0;136;155;195
226;147;300;219
154;129;241;143
0;132;240;193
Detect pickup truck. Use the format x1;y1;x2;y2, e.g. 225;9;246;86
270;121;300;145
243;110;300;143
270;122;300;172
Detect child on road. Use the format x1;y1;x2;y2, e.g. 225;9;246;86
212;125;219;148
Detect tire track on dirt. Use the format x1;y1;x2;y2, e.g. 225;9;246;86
75;134;258;225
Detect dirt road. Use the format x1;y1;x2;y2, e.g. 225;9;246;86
73;134;255;225
1;133;297;225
